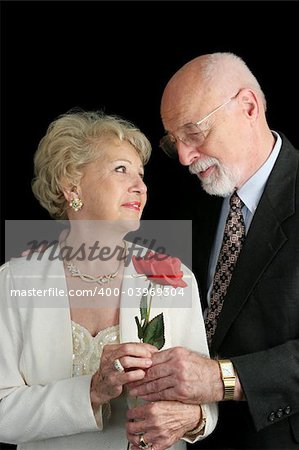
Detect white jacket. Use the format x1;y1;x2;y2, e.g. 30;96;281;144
0;246;218;449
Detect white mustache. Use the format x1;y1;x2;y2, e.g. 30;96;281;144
189;157;219;175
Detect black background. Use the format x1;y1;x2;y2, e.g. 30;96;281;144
0;1;298;447
2;2;299;227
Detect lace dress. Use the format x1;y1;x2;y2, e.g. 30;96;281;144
72;321;120;377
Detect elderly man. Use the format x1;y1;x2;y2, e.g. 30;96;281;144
129;53;299;449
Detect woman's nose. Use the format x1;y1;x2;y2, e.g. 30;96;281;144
129;176;147;194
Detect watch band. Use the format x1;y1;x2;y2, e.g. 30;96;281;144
218;359;236;401
184;405;207;438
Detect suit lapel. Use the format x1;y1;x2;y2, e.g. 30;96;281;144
211;137;298;353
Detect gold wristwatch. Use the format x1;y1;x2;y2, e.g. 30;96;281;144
218;359;236;401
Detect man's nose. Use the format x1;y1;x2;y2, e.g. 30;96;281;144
177;141;201;166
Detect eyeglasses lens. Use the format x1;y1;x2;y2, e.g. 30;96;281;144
160;124;205;158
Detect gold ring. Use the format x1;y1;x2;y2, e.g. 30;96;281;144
113;358;124;372
139;435;150;449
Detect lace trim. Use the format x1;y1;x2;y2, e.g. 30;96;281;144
72;321;119;376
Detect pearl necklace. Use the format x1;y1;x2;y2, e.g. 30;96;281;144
65;241;127;285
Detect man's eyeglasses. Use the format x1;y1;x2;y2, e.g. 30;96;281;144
159;90;240;158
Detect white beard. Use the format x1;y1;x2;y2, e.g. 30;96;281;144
189;156;240;197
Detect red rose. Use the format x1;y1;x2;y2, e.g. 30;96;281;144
132;251;187;288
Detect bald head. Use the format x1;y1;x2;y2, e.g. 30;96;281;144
161;52;266;127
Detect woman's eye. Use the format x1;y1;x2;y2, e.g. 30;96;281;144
139;173;144;180
115;165;126;173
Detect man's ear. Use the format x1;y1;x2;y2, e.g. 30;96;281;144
239;88;260;120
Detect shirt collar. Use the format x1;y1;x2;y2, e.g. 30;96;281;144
237;131;282;214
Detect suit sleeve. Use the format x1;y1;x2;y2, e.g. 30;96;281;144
232;339;299;432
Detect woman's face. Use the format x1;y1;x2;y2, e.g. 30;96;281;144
75;139;147;223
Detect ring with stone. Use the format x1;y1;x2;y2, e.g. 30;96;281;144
113;358;125;372
139;435;150;449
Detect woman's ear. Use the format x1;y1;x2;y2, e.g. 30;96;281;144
61;180;79;201
61;186;72;204
61;185;83;212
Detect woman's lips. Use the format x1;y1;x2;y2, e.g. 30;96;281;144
121;201;141;211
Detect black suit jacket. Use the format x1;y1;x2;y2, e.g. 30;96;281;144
190;134;299;449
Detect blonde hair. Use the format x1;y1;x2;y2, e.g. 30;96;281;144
32;110;152;219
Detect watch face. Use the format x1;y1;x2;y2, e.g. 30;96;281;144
222;363;234;377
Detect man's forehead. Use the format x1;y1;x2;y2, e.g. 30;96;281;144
161;92;208;131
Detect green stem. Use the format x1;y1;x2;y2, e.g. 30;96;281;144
145;282;153;323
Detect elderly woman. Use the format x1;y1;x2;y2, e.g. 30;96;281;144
0;111;217;450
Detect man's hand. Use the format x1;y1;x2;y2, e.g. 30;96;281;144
128;347;224;404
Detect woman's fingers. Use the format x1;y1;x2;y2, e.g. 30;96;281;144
126;401;200;450
105;342;158;359
91;366;147;407
128;433;153;450
93;342;157;405
101;342;157;373
111;368;147;385
120;355;153;371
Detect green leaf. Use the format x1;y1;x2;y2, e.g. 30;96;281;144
140;293;148;321
142;313;165;350
135;316;144;340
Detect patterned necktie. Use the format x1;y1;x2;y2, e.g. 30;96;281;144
205;191;245;347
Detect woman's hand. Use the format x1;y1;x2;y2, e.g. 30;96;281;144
126;401;202;450
90;342;157;410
